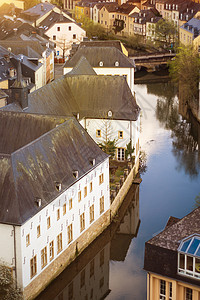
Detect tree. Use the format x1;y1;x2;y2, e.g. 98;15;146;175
155;19;177;48
77;16;107;40
195;193;200;208
169;46;200;101
0;264;22;300
113;19;124;34
98;119;117;159
125;141;135;160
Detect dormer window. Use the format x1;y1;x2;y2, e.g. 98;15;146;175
169;4;171;9
73;170;79;178
99;61;103;66
55;182;61;191
178;235;200;280
115;61;119;66
35;198;42;207
166;4;168;9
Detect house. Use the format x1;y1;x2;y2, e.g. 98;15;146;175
0;40;53;86
0;108;110;297
155;0;167;17
179;18;200;48
144;207;200;300
146;16;162;40
114;3;140;36
98;2;119;31
0;89;8;107
39;11;86;59
75;0;91;20
0;0;24;10
0;46;17;90
63;45;135;93
20;2;59;26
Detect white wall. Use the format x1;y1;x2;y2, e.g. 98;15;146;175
46;23;86;57
35;66;44;90
80;118;140;160
20;157;110;288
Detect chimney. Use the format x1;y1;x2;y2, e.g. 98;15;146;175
11;59;28;110
59;12;64;21
41;4;44;11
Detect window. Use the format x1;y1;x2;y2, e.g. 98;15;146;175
118;131;123;139
178;236;200;279
100;249;104;267
57;208;60;220
117;148;125;161
96;129;101;137
53;35;56;40
90;205;94;223
78;191;81;202
99;173;104;185
57;233;62;254
30;255;37;278
47;216;51;229
84;186;87;198
63;203;66;215
57;26;60;31
68;282;73;300
90;259;94;277
185;288;192;300
69;198;72;210
100;196;104;214
49;241;54;261
37;225;41;238
80;269;85;288
26;234;30;247
80;212;85;232
41;246;47;269
169;282;172;300
73;34;76;39
68;224;73;243
90;182;93;192
160;279;166;300
69;26;71;31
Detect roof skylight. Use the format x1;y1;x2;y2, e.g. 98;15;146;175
179;236;200;257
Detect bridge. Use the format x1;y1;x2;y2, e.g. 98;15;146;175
130;52;176;72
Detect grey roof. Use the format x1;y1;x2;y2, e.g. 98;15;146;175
2;73;140;121
67;56;97;75
147;207;200;251
180;18;200;35
23;2;55;19
39;11;73;33
0;41;45;58
63;47;135;68
0;17;23;39
79;40;127;54
0;112;108;225
23;74;140;121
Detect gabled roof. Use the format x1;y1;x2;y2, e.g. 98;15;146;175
22;2;56;19
0;112;108;225
39;11;74;33
180;17;200;34
79;40;126;54
0;41;45;58
64;46;135;68
67;56;97;75
147;207;200;252
0;17;23;39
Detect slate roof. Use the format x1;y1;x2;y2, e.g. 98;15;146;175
67;56;97;75
22;2;55;19
0;112;108;225
63;46;135;68
0;17;23;39
39;11;73;33
147;207;200;251
2;71;140;121
180;18;200;37
79;40;126;53
0;41;45;59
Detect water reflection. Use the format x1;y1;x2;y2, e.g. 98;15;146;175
146;81;200;178
35;181;141;300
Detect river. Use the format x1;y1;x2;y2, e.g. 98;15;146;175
36;78;200;300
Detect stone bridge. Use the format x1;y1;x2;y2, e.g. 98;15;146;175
130;52;176;72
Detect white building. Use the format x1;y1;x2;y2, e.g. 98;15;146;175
63;45;135;94
0;111;110;294
39;11;86;58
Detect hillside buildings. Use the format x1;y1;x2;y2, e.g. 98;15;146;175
144;207;200;300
